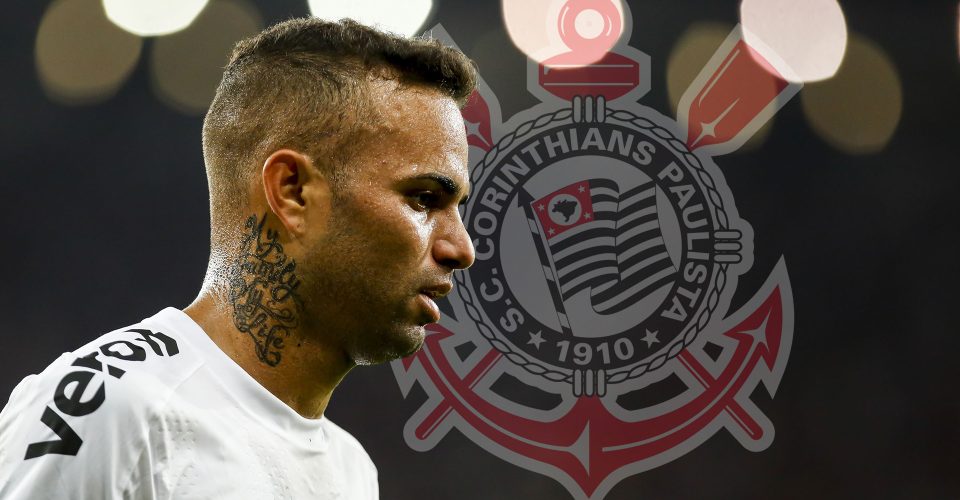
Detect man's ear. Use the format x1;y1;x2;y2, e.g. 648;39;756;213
262;149;332;237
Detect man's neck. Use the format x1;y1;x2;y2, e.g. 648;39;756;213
184;290;352;420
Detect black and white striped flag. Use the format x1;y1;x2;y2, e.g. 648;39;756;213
524;178;676;316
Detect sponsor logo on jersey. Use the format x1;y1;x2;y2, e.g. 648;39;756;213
24;329;178;460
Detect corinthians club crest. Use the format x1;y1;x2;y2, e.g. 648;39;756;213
393;1;797;498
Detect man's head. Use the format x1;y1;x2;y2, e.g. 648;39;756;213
201;18;478;365
202;17;476;224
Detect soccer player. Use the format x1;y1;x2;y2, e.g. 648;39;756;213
0;17;477;499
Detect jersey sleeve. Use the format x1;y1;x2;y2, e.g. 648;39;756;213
0;327;184;499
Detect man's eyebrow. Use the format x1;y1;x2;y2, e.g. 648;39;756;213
411;173;470;202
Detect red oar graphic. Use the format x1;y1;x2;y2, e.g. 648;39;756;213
678;26;801;156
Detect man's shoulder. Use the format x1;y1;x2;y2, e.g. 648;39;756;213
0;313;201;459
322;418;376;469
71;319;191;380
322;418;367;451
43;316;198;410
0;312;203;497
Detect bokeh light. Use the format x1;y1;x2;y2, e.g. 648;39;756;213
740;0;847;82
502;0;625;65
150;0;263;114
666;22;773;151
35;0;142;105
801;34;902;154
103;0;210;37
307;0;434;37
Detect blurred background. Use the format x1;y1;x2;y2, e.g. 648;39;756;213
1;0;958;498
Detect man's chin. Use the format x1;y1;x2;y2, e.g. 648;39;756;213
394;324;426;358
350;326;425;366
399;327;426;357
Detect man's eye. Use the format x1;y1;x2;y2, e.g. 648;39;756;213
410;191;440;209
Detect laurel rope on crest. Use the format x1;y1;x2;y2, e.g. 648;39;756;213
457;103;731;386
603;108;730;384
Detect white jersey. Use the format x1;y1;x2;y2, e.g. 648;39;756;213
0;308;378;499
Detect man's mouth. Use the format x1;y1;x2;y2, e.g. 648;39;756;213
416;293;441;323
419;283;453;300
417;283;452;323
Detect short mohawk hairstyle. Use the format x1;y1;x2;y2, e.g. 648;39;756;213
201;17;478;246
228;18;477;105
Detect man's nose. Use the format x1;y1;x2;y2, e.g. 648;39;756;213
433;214;475;271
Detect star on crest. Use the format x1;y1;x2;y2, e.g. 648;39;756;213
527;331;545;349
463;119;489;147
548;227;556;235
538;203;545;211
578;185;586;193
583;212;592;220
641;329;659;348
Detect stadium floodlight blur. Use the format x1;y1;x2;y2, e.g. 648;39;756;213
502;0;625;66
102;0;210;37
306;0;434;37
36;0;142;104
150;0;263;114
801;34;903;155
739;0;847;83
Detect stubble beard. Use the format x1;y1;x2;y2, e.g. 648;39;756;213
298;188;429;365
298;245;426;367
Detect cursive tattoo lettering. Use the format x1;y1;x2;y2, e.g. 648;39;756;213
228;214;302;366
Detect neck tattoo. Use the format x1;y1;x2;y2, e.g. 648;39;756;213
228;213;303;366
